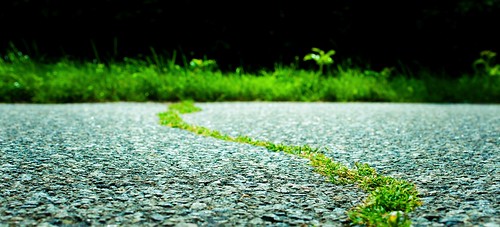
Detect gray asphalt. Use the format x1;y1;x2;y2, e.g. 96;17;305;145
1;102;498;226
0;102;362;226
183;102;500;226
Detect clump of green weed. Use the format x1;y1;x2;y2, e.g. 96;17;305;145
348;178;421;226
0;47;38;102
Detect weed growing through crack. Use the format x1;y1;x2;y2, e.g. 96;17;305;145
158;101;422;226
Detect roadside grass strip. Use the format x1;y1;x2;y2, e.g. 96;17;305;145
158;101;422;226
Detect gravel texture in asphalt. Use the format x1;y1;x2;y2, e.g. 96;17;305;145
1;102;367;227
183;102;499;227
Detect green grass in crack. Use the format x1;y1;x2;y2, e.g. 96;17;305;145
158;101;422;226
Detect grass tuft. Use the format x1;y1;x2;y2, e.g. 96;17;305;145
158;101;423;226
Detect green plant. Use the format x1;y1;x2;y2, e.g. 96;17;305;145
303;47;335;75
189;58;218;72
473;50;500;76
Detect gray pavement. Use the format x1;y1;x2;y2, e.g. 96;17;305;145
0;102;498;226
184;102;500;226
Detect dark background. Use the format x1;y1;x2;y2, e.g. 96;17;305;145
1;0;499;75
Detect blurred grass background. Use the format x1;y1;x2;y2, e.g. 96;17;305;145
1;45;498;103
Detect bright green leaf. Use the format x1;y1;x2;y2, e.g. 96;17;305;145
311;47;322;53
325;50;336;56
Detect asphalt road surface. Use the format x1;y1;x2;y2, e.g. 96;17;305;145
1;102;498;226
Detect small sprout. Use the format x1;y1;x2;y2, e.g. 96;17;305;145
189;59;203;68
473;50;499;76
303;47;335;75
189;58;217;72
